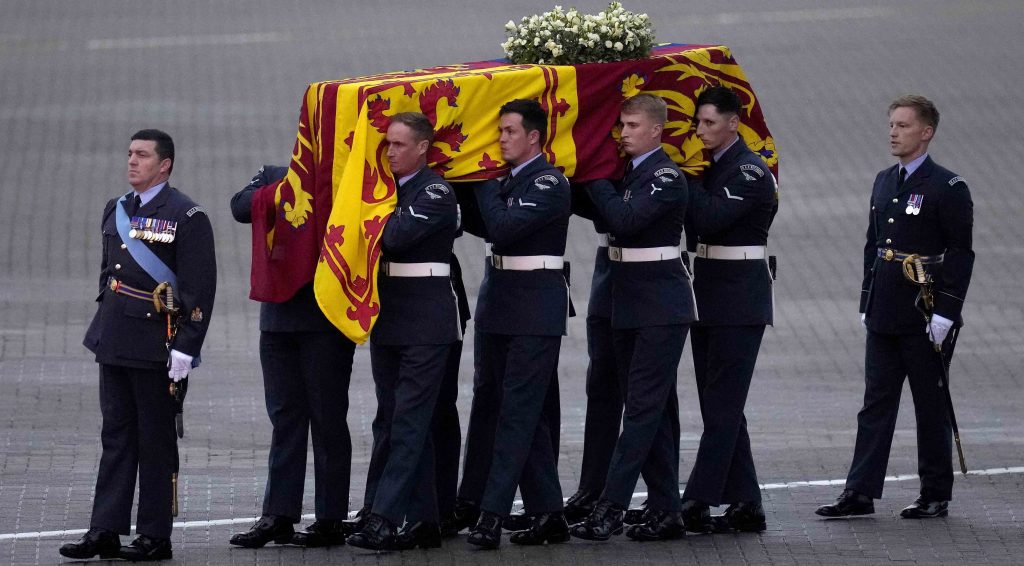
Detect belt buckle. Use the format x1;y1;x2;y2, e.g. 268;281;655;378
381;262;390;276
109;278;118;291
696;243;707;258
883;248;894;261
492;255;503;270
609;247;621;261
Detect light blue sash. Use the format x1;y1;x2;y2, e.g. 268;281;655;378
115;194;177;288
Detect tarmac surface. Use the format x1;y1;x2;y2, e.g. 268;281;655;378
1;0;1023;564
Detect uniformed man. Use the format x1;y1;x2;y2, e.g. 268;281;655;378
465;99;572;549
679;86;777;533
816;95;974;520
227;166;355;549
346;112;464;551
570;93;696;543
60;129;216;561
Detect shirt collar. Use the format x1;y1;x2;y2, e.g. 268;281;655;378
398;167;423;188
630;146;662;169
510;152;543;178
133;181;167;207
713;136;740;162
899;153;929;178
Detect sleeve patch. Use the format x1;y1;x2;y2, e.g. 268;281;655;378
424;183;449;199
948;176;966;187
534;174;559;190
653;167;679;179
740;163;765;178
186;206;206;218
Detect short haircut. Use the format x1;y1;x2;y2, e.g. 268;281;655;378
499;99;548;145
889;94;940;130
695;85;742;118
131;129;175;174
390;112;435;144
621;93;668;125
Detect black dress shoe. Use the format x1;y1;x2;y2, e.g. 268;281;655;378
720;501;766;532
439;512;461;538
569;499;623;541
623;498;648;525
59;527;121;560
509;512;570;545
564;490;599;524
900;498;949;519
393;521;442;550
504;511;532;532
626;510;686;541
346;513;397;551
815;489;875;518
118;535;172;562
466;510;503;549
229;515;295;548
679;499;716;533
291;519;346;547
341;505;371;536
451;499;481;534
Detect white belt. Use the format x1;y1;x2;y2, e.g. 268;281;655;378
382;262;450;277
694;244;766;260
491;254;564;270
608;245;680;262
596;233;609;248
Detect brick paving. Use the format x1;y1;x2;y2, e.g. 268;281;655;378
1;0;1023;564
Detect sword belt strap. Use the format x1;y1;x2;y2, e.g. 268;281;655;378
490;254;564;271
877;248;944;264
381;261;451;277
608;245;680;263
694;244;766;260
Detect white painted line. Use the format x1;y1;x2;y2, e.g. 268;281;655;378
87;31;290;51
5;465;1021;541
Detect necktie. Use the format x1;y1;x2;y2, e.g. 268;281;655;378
897;166;906;188
624;161;634;178
128;194;142;216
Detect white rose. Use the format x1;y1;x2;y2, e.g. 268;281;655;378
506;20;517;31
534;37;541;46
614;41;623;51
551;46;563;58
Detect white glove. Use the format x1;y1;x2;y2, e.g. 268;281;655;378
860;313;867;329
168;349;193;382
927;314;953;346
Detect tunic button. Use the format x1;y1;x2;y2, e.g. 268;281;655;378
120;243;127;250
892;198;898;203
871;206;876;211
146;313;152;319
888;218;894;224
114;264;122;270
886;238;892;244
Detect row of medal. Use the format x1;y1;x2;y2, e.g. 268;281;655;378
905;194;924;216
128;216;177;243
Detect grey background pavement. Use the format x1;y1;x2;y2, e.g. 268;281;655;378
1;0;1023;564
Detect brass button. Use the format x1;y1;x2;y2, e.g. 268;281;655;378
871;206;876;211
892;198;898;203
885;238;892;244
887;218;894;224
120;243;127;250
146;313;151;319
114;264;122;270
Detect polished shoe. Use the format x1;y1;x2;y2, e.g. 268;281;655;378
564;490;599;524
900;498;949;519
679;499;717;533
291;519;346;547
626;510;686;541
58;527;121;560
466;510;503;549
504;511;533;532
720;501;767;532
815;489;875;518
623;499;649;525
118;535;172;562
569;499;623;541
346;513;397;551
229;515;295;548
341;505;371;536
509;512;570;546
393;521;442;550
439;511;461;538
451;499;481;534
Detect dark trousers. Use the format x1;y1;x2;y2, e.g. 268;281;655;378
368;343;451;524
683;325;765;505
846;330;954;501
578;315;623;493
91;364;177;538
364;340;464;518
479;333;564;516
458;330;560;509
603;325;687;512
259;331;354;521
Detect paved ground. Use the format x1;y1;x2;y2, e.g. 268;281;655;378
1;0;1023;564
